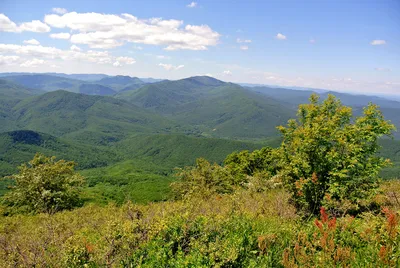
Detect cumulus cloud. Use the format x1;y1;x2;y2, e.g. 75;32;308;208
223;70;232;75
52;8;68;15
20;58;46;67
0;14;50;33
0;43;135;66
158;63;184;70
50;32;71;39
0;55;20;65
240;45;248;50
370;40;386;45
20;20;50;32
115;56;136;65
113;61;122;67
70;45;81;51
187;2;197;8
236;38;251;43
275;33;287;40
23;39;40;45
43;12;220;50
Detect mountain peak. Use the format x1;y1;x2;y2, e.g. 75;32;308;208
184;76;225;86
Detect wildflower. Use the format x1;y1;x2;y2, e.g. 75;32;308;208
320;207;328;223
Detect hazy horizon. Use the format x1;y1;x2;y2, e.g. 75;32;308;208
0;0;399;95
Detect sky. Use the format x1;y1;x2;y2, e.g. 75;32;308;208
0;0;399;95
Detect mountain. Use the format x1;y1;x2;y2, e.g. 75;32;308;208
139;78;166;83
0;130;121;177
0;79;43;100
0;79;45;133
117;76;294;139
0;72;110;81
248;86;400;138
97;75;144;86
78;84;116;96
2;74;117;96
6;90;181;144
95;75;145;91
48;73;110;81
2;74;84;92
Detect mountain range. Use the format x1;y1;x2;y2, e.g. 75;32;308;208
1;72;399;202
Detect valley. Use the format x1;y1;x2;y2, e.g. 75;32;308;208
0;72;399;204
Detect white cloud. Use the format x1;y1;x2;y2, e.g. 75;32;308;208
276;33;287;40
236;38;251;43
115;56;136;65
158;63;184;70
187;2;197;8
20;58;46;67
370;40;386;45
50;64;60;68
0;14;50;33
0;14;18;32
0;43;134;66
19;20;50;33
44;12;220;50
132;45;143;50
0;55;20;65
240;45;248;50
70;45;81;51
113;61;121;67
223;70;232;75
50;32;71;39
23;39;40;45
52;8;68;15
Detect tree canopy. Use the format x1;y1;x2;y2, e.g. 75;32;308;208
278;94;395;215
2;153;85;214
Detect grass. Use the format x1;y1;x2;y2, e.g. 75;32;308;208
0;180;398;267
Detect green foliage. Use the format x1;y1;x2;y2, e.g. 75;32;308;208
2;153;85;214
117;76;294;139
171;158;239;198
283;207;400;267
224;146;280;180
0;182;398;267
278;94;395;215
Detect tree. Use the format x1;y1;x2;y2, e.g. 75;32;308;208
171;158;238;199
277;94;395;215
2;153;85;214
224;147;280;180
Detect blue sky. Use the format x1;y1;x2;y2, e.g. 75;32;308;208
0;0;399;95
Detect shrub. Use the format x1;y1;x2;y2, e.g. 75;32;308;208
224;147;280;180
2;153;85;214
170;158;239;199
277;94;395;215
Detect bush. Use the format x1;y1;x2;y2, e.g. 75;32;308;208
224;147;280;180
277;94;395;215
170;158;239;199
2;153;85;214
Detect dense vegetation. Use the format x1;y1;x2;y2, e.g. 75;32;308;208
1;73;399;267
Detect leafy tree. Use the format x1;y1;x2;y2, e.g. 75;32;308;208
2;153;85;214
277;94;395;215
171;158;238;199
224;147;280;180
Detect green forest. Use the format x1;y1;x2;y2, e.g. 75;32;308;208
0;74;399;267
